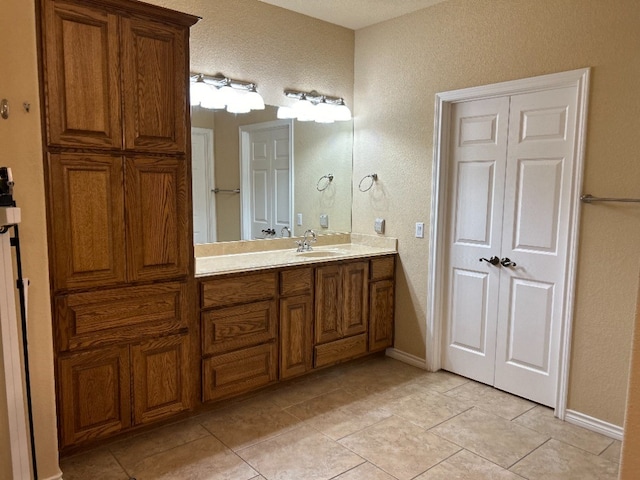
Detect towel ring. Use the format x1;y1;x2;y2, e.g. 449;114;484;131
358;173;378;192
316;174;334;192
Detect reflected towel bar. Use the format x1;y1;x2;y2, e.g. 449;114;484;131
581;194;640;204
212;188;240;194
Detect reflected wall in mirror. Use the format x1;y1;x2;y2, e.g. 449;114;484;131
191;105;353;243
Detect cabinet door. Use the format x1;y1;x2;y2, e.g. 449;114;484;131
369;280;394;352
125;156;190;281
48;153;126;291
342;261;369;338
131;334;191;425
315;265;342;344
121;16;188;153
42;0;122;148
58;346;130;448
280;294;313;379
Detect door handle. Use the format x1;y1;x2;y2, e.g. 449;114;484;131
479;256;500;266
500;257;517;267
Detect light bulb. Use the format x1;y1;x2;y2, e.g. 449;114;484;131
199;86;226;109
294;97;315;121
314;102;335;123
277;106;296;119
226;89;251;113
245;89;265;110
190;78;210;106
334;102;352;121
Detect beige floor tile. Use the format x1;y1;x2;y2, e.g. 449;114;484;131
199;395;300;449
285;388;393;440
405;370;471;394
109;418;211;471
430;407;548;468
444;382;535;420
333;461;397;479
60;447;129;480
510;438;619;479
339;415;461;480
265;374;343;408
600;439;622;464
238;425;364;480
129;436;256;480
386;388;474;429
415;449;524;479
513;406;614;454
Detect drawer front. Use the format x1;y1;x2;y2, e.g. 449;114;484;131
201;272;277;309
202;300;276;355
202;343;277;402
56;282;187;352
370;256;395;281
280;267;313;296
314;333;367;368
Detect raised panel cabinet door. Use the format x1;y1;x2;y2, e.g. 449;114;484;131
280;295;313;379
369;279;394;352
342;261;369;338
121;15;188;153
58;346;130;449
125;156;190;281
42;0;122;148
48;153;126;291
314;265;343;344
131;334;191;425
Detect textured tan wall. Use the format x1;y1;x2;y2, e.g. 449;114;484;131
0;0;61;478
620;274;640;478
353;0;640;426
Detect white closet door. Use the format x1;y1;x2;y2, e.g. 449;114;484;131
494;86;578;406
442;97;510;385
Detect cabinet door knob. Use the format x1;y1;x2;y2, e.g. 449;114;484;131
479;256;500;266
500;257;517;267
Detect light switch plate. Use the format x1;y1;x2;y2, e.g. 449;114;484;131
319;213;329;228
415;222;424;238
296;213;303;226
374;218;385;234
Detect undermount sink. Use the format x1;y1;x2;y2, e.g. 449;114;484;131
295;249;343;258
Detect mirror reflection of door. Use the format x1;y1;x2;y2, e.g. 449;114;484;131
191;127;217;243
240;120;293;240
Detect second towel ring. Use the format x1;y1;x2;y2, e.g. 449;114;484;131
316;174;334;191
358;173;378;192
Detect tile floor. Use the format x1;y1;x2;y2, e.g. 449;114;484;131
60;356;622;480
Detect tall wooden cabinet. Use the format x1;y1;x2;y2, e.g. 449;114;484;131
38;0;198;450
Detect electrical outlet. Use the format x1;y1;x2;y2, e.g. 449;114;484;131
415;222;424;238
374;218;385;234
319;213;329;228
296;213;303;226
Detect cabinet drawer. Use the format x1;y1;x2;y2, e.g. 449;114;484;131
56;282;188;352
280;267;313;296
314;333;367;368
370;256;395;281
202;343;277;402
202;300;276;355
201;272;277;309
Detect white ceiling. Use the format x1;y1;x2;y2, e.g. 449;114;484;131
258;0;447;30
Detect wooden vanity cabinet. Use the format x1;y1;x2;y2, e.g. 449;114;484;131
39;0;198;450
314;261;369;368
369;256;395;352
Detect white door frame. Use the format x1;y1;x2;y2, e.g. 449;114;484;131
239;119;294;240
191;127;216;243
426;68;590;418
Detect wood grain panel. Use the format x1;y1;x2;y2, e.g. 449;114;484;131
314;265;342;344
314;333;367;368
42;0;122;148
370;256;395;281
131;334;190;425
202;300;276;355
48;153;125;291
58;346;130;448
201;272;277;309
342;261;369;337
202;343;276;402
369;279;395;352
125;156;189;281
280;267;312;296
121;15;187;153
55;282;187;351
280;295;313;379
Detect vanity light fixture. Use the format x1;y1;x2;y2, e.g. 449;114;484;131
277;89;352;123
190;73;265;113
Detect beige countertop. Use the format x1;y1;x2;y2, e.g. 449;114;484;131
195;233;397;277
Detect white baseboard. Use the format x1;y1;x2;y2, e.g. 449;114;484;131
565;409;624;441
385;348;427;369
41;473;63;480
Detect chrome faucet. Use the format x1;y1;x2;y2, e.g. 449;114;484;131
280;226;291;237
295;229;317;252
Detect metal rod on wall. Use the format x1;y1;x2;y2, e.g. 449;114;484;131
581;194;640;204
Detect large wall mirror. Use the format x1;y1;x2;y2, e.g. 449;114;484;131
191;104;353;244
